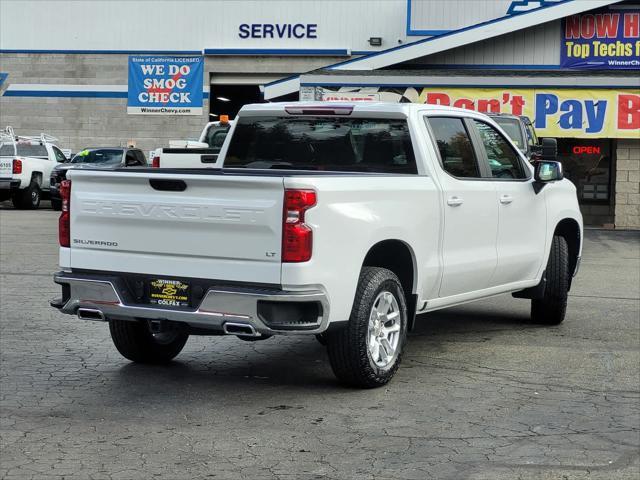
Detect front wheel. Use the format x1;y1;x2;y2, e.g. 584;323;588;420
109;319;189;363
12;180;41;209
531;235;570;325
326;267;408;388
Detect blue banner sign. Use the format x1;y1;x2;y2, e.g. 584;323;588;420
561;9;640;69
127;56;203;115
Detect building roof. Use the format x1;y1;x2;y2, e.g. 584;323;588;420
264;0;624;99
299;68;640;89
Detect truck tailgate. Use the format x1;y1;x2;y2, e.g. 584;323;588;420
0;156;13;179
67;170;284;284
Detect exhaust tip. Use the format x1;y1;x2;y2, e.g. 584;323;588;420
223;322;260;337
77;308;105;321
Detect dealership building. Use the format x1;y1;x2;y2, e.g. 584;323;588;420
1;0;639;228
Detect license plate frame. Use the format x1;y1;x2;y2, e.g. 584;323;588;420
149;278;190;307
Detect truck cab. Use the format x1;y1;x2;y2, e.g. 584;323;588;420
0;127;67;209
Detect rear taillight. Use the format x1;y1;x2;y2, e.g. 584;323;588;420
282;189;316;263
59;180;71;247
152;156;160;168
12;158;22;174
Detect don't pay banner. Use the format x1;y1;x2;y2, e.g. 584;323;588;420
318;87;640;139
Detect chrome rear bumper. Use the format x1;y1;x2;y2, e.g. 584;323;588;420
52;272;330;336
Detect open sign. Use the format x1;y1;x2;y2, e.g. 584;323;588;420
572;146;602;155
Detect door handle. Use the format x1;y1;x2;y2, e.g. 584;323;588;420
499;194;514;205
447;196;464;207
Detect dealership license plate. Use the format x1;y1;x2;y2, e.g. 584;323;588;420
149;279;190;307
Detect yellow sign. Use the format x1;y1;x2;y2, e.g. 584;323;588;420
414;88;640;139
329;87;640;139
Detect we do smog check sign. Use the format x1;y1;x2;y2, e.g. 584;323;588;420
127;56;203;115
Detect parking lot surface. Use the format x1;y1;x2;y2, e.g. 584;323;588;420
1;202;639;480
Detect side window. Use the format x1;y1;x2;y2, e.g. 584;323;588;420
52;147;67;163
209;131;227;152
134;150;146;165
525;122;538;148
125;151;137;166
473;120;527;179
427;117;480;178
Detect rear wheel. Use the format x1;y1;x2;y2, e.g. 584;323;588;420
12;180;41;209
326;267;408;388
109;319;189;363
531;235;569;325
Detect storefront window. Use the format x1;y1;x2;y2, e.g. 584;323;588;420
556;139;612;204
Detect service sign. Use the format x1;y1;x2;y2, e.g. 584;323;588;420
127;56;203;115
317;87;640;139
561;9;640;69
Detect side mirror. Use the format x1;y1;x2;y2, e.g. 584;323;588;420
541;137;557;160
535;160;563;182
533;160;563;194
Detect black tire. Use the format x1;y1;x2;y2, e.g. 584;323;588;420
12;180;41;209
326;267;408;388
51;198;62;211
0;191;11;202
109;319;189;363
531;235;569;325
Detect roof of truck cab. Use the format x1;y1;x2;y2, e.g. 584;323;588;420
239;101;483;116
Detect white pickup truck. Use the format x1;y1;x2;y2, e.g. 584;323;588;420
151;119;233;169
51;102;583;388
0;128;68;209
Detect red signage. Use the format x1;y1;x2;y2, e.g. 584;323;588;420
572;146;602;155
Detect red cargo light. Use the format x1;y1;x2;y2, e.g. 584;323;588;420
284;105;354;116
152;155;160;168
12;158;22;174
58;180;71;247
282;189;316;263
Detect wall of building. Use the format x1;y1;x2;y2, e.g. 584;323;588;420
406;20;561;66
0;53;345;153
615;139;640;230
0;53;207;154
0;0;418;54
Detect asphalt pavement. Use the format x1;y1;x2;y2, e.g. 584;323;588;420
1;201;639;480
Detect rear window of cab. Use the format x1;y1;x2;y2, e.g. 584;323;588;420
224;116;417;174
0;143;48;157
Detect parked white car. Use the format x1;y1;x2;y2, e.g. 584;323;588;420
51;102;583;388
151;117;233;168
0;127;67;209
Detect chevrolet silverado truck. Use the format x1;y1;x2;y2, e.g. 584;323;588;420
0;127;67;209
51;102;583;388
151;117;233;168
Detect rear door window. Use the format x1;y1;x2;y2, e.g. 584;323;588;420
427;117;480;178
224;116;417;174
